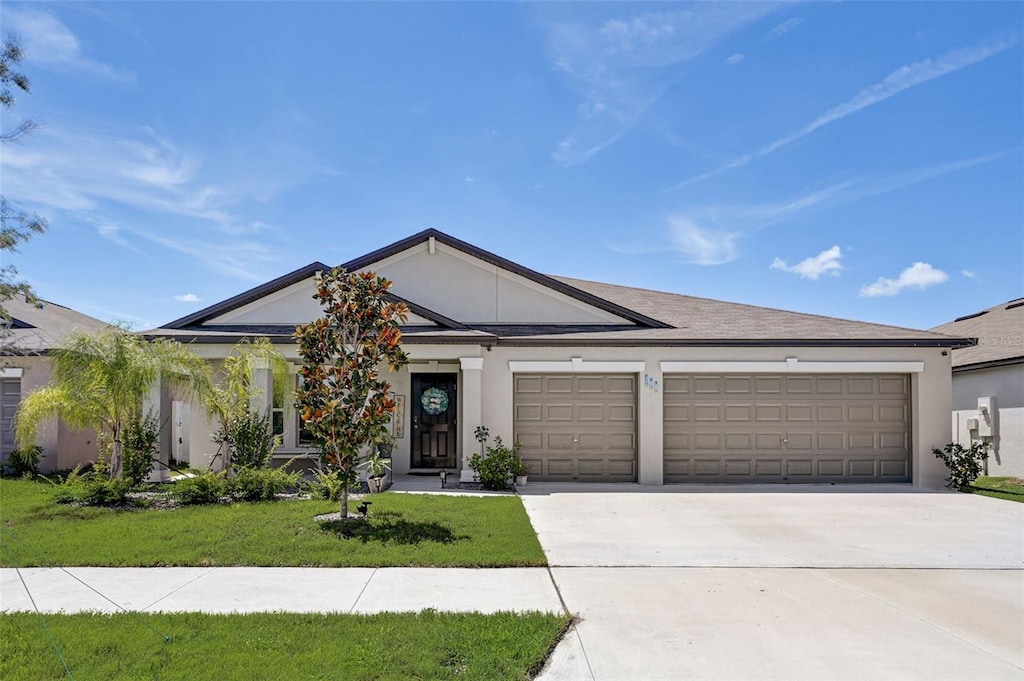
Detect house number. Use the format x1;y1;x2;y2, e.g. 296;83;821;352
643;373;659;392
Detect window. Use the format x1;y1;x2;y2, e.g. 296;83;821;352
295;375;315;446
271;379;285;437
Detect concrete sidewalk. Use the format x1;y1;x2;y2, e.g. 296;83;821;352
1;566;564;615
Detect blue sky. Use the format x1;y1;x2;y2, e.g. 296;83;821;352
2;2;1021;331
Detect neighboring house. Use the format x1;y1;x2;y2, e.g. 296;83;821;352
1;296;107;472
146;229;969;488
931;299;1024;478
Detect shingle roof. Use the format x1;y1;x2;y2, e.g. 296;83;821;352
1;297;108;354
548;276;968;344
930;298;1024;369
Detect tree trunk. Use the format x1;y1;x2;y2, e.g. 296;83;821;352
110;438;123;480
340;485;349;519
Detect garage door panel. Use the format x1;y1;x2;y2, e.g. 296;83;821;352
515;404;542;421
514;373;637;482
665;373;910;483
515;376;543;393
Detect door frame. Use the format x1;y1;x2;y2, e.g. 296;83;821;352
410;372;459;469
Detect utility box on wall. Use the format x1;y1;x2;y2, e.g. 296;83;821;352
977;397;996;438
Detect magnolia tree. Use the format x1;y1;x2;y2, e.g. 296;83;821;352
294;269;409;518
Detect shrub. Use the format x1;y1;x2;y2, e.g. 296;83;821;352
227;410;281;470
2;445;42;478
933;441;990;489
122;412;160;487
310;467;357;502
174;472;227;505
53;475;133;506
469;436;524;491
226;466;301;502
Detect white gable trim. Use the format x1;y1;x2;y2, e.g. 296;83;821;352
659;359;925;373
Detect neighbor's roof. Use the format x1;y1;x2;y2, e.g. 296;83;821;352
1;297;108;354
930;298;1024;370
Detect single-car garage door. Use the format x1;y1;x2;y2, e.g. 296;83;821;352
514;374;637;481
664;374;910;483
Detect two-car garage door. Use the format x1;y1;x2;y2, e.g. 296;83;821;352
663;374;911;483
512;371;911;484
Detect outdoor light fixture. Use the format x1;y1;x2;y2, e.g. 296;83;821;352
440;469;448;488
357;501;371;516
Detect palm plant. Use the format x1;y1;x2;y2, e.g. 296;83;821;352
200;337;289;475
15;326;210;479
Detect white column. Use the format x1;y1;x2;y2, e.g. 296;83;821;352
142;375;169;482
250;358;272;415
637;362;664;485
460;357;484;482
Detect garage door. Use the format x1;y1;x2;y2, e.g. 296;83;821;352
1;378;20;459
663;374;910;483
514;374;637;481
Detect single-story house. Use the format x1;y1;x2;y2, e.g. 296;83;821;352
146;229;970;487
1;296;106;472
931;299;1023;477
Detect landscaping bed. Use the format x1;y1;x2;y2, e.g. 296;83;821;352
0;610;571;681
0;479;547;567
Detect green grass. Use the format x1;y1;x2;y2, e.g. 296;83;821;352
0;610;571;681
0;479;546;567
963;476;1024;503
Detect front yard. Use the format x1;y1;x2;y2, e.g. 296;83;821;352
0;610;572;680
0;479;547;567
963;476;1024;503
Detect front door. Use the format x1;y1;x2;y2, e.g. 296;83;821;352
411;373;458;469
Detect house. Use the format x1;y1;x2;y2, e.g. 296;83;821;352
1;296;107;472
931;300;1024;477
146;229;970;487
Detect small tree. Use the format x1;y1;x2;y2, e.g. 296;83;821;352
15;326;209;479
294;269;409;518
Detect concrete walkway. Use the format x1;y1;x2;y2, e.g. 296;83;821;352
1;566;563;615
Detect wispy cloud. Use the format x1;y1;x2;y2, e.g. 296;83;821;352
543;3;781;166
668;36;1019;190
3;7;132;80
860;262;949;297
766;18;802;41
771;246;844;279
725;53;745;65
961;270;976;279
174;293;200;303
668;217;738;265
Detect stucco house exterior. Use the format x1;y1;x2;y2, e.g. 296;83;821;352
1;296;106;472
147;229;970;488
931;299;1024;478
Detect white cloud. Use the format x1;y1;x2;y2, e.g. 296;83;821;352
725;53;745;65
859;262;949;297
669;36;1019;190
961;270;977;279
3;7;131;80
174;293;200;303
771;246;843;279
766;18;802;40
668;217;738;265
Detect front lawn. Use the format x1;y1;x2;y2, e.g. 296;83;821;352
963;476;1024;503
0;479;546;567
0;610;571;681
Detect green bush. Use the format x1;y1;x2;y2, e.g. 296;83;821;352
122;412;160;486
229;410;281;469
53;475;133;506
469;437;524;491
226;466;301;502
173;473;227;505
933;441;990;489
2;446;42;478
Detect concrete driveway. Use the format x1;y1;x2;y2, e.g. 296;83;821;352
522;485;1024;681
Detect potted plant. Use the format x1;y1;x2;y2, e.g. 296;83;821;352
375;430;395;457
364;451;391;494
511;454;529;487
